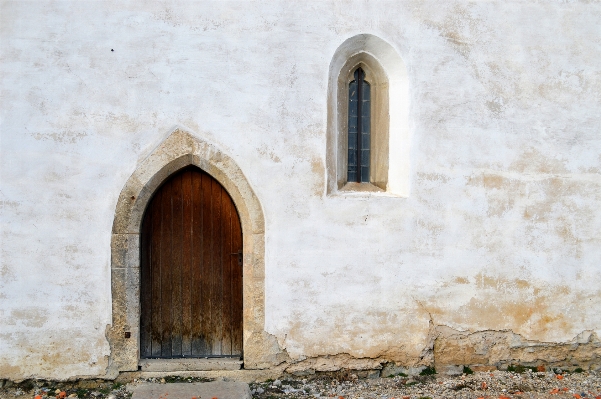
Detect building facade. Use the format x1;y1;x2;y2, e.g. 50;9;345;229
1;0;600;380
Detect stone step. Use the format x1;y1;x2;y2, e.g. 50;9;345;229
139;358;242;372
129;381;251;399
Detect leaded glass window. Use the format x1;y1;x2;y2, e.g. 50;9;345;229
348;67;370;183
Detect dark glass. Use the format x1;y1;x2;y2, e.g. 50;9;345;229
347;68;370;183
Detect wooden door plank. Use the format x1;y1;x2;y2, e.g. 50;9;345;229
191;170;203;356
150;190;163;357
171;172;184;357
221;188;233;355
181;169;193;357
200;172;213;355
231;203;243;356
211;180;223;355
140;209;152;357
160;179;173;358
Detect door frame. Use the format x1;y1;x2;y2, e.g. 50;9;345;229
107;128;274;374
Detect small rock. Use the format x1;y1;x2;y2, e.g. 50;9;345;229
68;394;77;398
107;395;117;399
55;389;62;394
160;378;166;384
273;379;282;386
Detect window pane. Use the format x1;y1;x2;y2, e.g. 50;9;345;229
362;82;371;101
361;116;370;133
348;149;357;166
349;81;358;101
361;149;370;166
360;166;369;183
361;101;370;117
348;116;357;131
348;133;357;149
362;133;370;150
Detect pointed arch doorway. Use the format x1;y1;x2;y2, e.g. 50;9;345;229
140;166;243;359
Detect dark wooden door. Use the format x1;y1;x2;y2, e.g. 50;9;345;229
140;166;243;358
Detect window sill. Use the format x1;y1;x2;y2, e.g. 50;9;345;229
329;182;407;198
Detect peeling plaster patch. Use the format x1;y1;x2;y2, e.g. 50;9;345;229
420;274;601;342
31;130;88;143
0;330;110;381
277;327;601;375
486;98;505;116
0;200;20;209
0;263;16;283
424;3;485;59
274;303;432;366
286;354;385;374
257;144;281;163
434;327;601;370
8;308;49;328
310;155;325;196
510;148;569;175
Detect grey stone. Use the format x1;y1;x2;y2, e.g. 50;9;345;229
442;364;463;376
139;358;242;371
130;381;251;399
381;363;409;377
367;370;380;379
408;366;425;376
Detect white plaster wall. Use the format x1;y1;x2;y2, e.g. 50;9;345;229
1;0;600;379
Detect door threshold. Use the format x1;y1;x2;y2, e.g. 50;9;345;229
139;358;242;372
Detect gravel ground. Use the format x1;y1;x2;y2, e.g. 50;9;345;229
248;370;601;399
0;370;599;399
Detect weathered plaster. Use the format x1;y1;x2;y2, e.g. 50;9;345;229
1;0;600;380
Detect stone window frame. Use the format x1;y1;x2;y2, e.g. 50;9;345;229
326;34;411;197
106;128;283;375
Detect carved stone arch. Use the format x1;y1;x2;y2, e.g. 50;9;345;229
106;127;280;374
326;33;410;197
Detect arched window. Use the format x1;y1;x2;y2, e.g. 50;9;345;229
326;34;410;197
348;67;371;183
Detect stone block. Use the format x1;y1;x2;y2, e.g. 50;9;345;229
130;381;251;399
139;358;242;372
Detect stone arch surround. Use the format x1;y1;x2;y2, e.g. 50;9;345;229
106;128;282;374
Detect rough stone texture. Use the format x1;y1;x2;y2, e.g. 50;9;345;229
139;359;242;372
129;381;251;399
117;369;286;384
433;326;601;371
1;0;600;380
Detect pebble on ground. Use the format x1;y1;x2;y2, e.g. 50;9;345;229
0;369;599;399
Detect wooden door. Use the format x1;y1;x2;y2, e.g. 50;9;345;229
140;166;243;358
